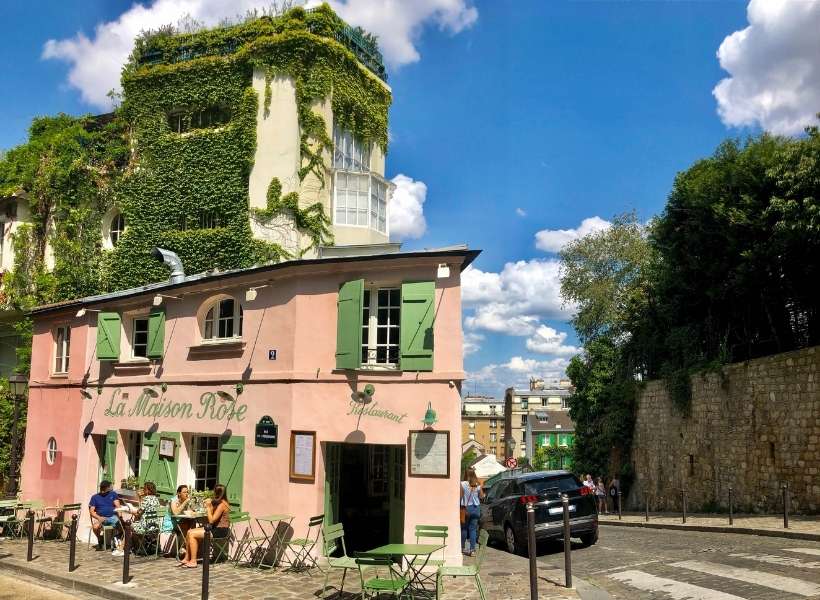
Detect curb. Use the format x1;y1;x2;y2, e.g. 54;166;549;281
0;558;139;600
599;519;820;541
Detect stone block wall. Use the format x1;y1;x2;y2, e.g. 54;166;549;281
628;346;819;514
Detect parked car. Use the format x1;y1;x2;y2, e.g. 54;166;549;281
479;470;598;555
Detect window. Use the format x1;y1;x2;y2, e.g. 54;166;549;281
126;432;142;478
520;415;528;427
490;420;497;429
469;421;476;429
490;433;497;442
335;171;370;227
110;213;125;246
541;398;548;407
370;177;387;233
46;437;58;465
489;405;497;414
561;398;569;409
168;106;230;133
490;446;497;456
192;435;219;491
203;298;243;340
132;317;149;358
361;288;400;366
333;126;370;172
544;434;552;447
689;454;695;477
521;431;526;442
468;433;475;441
559;434;569;447
54;325;71;374
199;211;221;229
520;397;529;409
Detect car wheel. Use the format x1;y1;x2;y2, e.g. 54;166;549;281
580;530;599;547
505;525;522;555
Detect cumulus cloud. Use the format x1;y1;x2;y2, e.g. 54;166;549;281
389;174;427;240
463;332;484;356
534;216;611;253
713;0;820;135
43;0;478;109
525;325;579;356
469;356;570;390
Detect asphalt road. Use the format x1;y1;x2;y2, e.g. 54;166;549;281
533;525;820;599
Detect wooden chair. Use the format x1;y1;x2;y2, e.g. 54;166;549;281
436;529;489;600
320;522;358;598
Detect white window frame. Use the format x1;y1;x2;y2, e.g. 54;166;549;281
333;125;371;172
53;325;71;374
46;437;58;465
201;297;243;342
192;435;219;492
490;433;497;443
360;287;400;368
110;213;125;246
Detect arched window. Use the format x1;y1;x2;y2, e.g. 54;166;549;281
111;213;125;246
103;208;126;249
202;297;243;340
46;437;58;465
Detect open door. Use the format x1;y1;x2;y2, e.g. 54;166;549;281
324;443;342;527
103;430;118;483
388;446;405;543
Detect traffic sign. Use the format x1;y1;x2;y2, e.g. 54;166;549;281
505;457;518;469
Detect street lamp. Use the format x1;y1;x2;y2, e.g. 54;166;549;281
6;373;29;499
505;436;517;459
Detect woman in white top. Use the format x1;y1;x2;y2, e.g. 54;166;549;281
460;468;485;556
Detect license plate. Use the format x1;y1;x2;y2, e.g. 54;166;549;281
548;505;576;515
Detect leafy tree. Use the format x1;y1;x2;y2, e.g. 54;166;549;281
461;449;477;476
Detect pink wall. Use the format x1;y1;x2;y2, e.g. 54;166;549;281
22;255;467;561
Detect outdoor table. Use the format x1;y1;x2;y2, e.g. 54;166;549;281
250;514;294;569
364;543;445;591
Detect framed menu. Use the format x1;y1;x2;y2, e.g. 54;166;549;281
408;430;450;478
289;431;316;482
159;436;176;459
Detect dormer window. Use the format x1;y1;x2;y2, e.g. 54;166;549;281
203;297;243;340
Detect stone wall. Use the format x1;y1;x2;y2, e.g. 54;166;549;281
628;346;819;514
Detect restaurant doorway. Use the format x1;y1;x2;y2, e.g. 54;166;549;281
324;443;405;553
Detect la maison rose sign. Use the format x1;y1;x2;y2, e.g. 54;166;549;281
99;387;248;422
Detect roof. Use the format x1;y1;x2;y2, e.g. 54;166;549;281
462;396;499;403
527;411;575;432
511;388;571;397
30;245;480;317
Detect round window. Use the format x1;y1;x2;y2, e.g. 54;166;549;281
46;437;58;465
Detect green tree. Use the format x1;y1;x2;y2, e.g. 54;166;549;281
461;449;478;476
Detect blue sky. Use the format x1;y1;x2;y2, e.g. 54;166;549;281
2;0;818;398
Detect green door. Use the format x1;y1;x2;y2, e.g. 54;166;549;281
218;435;244;511
140;432;180;500
323;443;342;527
388;446;405;543
103;430;118;483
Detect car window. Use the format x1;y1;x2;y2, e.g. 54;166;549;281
487;481;509;501
523;475;580;497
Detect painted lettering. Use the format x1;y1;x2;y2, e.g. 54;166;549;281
348;400;407;424
91;387;246;423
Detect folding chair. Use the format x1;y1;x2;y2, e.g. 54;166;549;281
132;506;166;558
436;529;489;600
48;503;82;541
214;511;249;564
1;502;29;539
355;555;410;600
412;524;448;587
320;523;358;598
284;514;324;572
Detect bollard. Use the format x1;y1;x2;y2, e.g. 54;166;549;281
526;502;538;600
122;522;132;584
645;493;649;522
562;494;572;589
26;510;34;561
682;490;687;524
783;484;789;529
68;515;78;572
728;486;733;526
201;524;211;600
618;492;622;520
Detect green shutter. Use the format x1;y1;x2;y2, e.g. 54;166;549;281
104;430;118;483
146;309;165;359
96;312;121;361
399;281;435;371
218;435;244;511
140;432;179;500
335;279;364;370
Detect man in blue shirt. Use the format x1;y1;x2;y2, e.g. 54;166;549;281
89;480;121;551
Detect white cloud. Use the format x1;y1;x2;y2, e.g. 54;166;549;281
525;325;579;356
713;0;820;135
466;308;539;336
534;216;611;253
43;0;478;109
515;207;527;217
469;356;570;390
389;174;427;240
463;332;484;356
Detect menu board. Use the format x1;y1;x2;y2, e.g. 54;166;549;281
289;431;316;482
408;430;450;478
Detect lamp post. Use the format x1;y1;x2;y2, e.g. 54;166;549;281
5;373;29;499
506;437;517;461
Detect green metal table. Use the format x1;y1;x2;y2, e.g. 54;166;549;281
253;514;294;569
364;543;445;592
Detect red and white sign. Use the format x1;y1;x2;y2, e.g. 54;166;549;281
505;457;518;469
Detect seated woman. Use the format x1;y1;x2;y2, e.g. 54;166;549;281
180;484;230;568
163;484;192;558
131;481;161;551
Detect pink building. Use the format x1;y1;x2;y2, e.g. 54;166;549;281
20;246;477;561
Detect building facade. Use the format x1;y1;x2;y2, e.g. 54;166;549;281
503;382;572;459
20;246;476;561
461;395;501;457
525;411;575;469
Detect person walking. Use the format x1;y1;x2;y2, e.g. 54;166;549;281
460;468;484;556
609;476;621;513
595;477;607;513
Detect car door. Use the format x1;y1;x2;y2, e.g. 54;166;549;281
481;480;508;537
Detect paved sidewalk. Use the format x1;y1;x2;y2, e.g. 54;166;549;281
600;512;820;540
0;537;578;600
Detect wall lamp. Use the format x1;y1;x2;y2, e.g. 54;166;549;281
436;263;451;279
75;308;101;318
153;294;180;307
245;285;268;302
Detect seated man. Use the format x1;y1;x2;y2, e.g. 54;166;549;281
89;480;122;553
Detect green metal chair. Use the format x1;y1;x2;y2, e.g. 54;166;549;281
132;505;166;558
1;502;30;538
436;529;489;600
412;524;448;585
355;554;411;600
39;503;82;541
284;514;324;572
320;522;358;598
212;510;248;564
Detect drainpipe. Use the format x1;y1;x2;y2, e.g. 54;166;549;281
152;248;185;283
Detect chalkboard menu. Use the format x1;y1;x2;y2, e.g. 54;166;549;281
255;416;278;447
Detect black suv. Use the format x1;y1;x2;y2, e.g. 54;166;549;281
480;470;598;555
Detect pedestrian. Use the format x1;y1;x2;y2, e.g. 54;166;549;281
595;477;607;513
609;475;621;512
584;474;595;490
460;468;484;556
